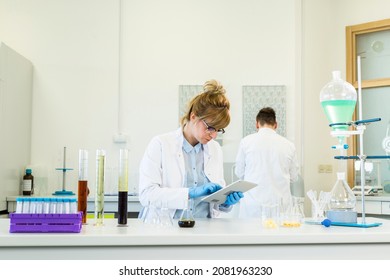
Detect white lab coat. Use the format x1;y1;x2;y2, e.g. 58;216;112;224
138;127;226;217
235;128;299;218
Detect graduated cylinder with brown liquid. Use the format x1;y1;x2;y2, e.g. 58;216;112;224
78;149;89;224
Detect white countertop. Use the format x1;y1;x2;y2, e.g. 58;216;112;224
1;217;390;247
2;217;390;259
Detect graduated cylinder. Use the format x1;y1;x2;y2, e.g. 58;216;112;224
94;149;105;226
78;149;89;224
118;149;129;226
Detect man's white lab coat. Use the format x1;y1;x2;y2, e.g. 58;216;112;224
235;127;299;218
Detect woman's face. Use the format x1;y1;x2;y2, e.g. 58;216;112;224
188;113;218;145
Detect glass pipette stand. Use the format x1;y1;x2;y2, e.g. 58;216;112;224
53;147;75;196
329;118;389;228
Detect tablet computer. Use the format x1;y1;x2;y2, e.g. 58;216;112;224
200;180;257;204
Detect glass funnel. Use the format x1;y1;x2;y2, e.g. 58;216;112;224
320;71;357;143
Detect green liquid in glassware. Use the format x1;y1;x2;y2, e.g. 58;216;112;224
321;100;356;131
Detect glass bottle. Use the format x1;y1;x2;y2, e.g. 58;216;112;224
329;172;356;211
178;199;195;228
22;168;34;196
320;71;357;143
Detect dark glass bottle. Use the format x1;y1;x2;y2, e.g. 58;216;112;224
22;169;34;196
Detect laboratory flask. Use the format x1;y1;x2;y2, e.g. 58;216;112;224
327;172;357;223
178;199;195;228
142;201;161;226
158;200;174;227
320;71;357;142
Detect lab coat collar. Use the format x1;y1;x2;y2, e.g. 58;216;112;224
257;127;277;134
174;127;212;159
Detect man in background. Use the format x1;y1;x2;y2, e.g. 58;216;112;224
235;107;300;218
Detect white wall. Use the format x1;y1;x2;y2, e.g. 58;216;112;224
0;42;32;210
0;0;300;195
1;0;389;216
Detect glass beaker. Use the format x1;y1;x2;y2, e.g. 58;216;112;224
320;70;357;143
178;199;195;228
260;203;279;229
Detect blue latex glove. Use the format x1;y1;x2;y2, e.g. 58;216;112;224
188;183;222;199
222;191;244;206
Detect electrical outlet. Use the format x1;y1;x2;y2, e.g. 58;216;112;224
324;164;333;173
318;164;333;173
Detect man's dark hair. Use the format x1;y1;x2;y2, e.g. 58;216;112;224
256;107;276;126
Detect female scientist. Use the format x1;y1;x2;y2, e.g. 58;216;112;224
138;79;243;218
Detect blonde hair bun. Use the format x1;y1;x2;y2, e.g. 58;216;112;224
203;79;226;95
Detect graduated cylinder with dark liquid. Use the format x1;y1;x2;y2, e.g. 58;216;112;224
118;149;129;226
78;149;89;224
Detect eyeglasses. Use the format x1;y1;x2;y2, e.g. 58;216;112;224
202;120;225;135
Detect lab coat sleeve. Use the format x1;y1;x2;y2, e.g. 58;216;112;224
138;136;188;210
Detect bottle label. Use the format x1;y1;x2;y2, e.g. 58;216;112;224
23;179;32;191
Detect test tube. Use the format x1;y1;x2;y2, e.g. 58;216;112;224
94;149;105;226
36;198;43;214
78;149;89;224
43;198;50;214
16;197;23;213
70;198;78;214
56;198;64;214
22;198;30;213
50;197;57;213
29;198;37;214
118;149;129;226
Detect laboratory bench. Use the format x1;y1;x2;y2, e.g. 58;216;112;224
6;195;142;217
1;217;390;260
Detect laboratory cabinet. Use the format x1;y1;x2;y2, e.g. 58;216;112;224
356;194;390;216
0;42;33;212
1;217;390;260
